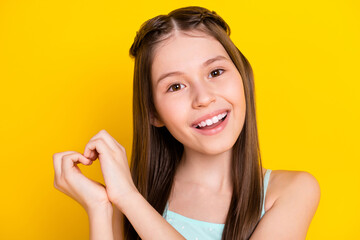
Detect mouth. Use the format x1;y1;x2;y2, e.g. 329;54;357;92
191;110;230;136
191;109;229;129
193;112;228;129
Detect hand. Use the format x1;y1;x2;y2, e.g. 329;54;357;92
83;129;138;210
52;151;112;213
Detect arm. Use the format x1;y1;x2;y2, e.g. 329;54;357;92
114;191;186;240
88;205;114;240
112;204;124;240
250;171;321;240
82;130;185;240
52;151;115;240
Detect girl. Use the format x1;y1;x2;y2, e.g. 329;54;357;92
53;6;320;240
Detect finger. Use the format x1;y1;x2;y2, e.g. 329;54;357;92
84;138;113;162
84;130;115;159
53;151;77;179
95;129;125;153
84;131;104;160
84;140;99;161
61;152;92;174
95;130;126;156
84;148;99;161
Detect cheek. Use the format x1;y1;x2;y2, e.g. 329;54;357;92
154;95;191;145
235;82;246;115
154;94;189;127
221;74;245;103
219;75;246;123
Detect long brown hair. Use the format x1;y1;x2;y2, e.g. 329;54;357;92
125;6;264;240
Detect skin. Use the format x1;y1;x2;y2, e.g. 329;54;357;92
150;30;246;222
52;29;321;240
53;130;185;240
150;30;321;237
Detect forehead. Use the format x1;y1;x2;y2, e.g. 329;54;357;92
151;30;230;78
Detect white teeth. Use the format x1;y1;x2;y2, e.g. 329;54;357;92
205;119;212;126
196;111;228;128
212;116;219;123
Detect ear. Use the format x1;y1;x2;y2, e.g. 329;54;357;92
150;112;165;127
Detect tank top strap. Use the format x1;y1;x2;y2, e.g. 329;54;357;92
261;169;272;217
163;201;169;218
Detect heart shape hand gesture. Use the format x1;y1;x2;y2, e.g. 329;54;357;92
53;129;138;213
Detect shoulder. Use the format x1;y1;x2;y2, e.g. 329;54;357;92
270;169;320;201
267;169;320;210
252;169;321;239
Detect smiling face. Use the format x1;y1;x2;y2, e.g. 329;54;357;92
151;30;246;156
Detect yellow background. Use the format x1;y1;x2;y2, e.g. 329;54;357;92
1;0;359;239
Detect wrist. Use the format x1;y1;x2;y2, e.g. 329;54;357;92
87;203;114;240
86;202;113;218
113;189;141;213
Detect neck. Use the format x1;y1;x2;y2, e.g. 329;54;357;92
174;147;233;194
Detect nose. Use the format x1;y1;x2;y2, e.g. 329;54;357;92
191;82;216;109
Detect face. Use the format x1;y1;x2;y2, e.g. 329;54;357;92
151;30;246;156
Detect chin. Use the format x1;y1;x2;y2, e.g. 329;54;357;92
197;140;235;156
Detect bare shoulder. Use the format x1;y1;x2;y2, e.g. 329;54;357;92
266;169;321;210
269;169;320;202
251;169;321;239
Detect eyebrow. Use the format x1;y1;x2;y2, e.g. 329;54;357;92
156;55;229;84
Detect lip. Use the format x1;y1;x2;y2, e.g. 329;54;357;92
192;110;230;136
191;109;230;127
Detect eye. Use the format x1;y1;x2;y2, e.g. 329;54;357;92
209;69;224;78
168;83;185;92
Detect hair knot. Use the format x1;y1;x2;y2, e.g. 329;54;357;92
196;9;230;36
199;10;217;21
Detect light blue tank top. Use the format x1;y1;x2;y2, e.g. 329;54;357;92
162;169;272;240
